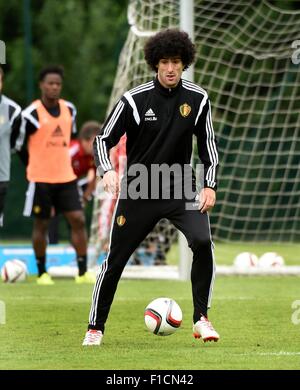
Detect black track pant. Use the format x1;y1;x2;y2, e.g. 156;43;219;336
88;197;215;332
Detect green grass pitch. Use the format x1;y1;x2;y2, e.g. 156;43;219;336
167;242;300;266
0;275;299;370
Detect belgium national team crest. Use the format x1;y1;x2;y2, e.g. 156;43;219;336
179;103;191;117
117;215;126;227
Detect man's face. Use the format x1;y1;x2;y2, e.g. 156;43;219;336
157;57;184;89
39;73;62;100
81;137;95;155
0;73;3;93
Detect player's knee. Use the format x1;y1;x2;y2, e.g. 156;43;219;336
70;213;85;230
109;262;124;275
32;229;46;242
190;234;211;251
33;218;49;236
105;252;129;275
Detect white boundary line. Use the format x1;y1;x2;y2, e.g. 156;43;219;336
48;265;300;279
238;351;300;356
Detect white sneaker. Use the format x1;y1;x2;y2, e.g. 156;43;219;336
82;330;103;346
193;316;220;342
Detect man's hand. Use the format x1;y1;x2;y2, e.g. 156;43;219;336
199;188;216;213
102;170;119;196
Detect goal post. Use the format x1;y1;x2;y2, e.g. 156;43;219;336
178;0;194;280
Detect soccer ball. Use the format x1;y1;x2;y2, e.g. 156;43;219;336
1;259;27;283
258;252;285;268
144;297;182;336
233;252;258;269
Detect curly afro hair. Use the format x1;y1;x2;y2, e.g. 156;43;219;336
144;29;196;72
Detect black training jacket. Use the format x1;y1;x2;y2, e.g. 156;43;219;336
94;77;218;191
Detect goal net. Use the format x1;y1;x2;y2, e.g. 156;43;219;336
89;0;300;265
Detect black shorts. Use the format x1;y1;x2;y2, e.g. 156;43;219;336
0;181;9;227
23;180;82;219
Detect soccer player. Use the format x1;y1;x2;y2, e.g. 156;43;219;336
82;29;219;345
0;66;22;227
70;121;99;204
20;65;95;285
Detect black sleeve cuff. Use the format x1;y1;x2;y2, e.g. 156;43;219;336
204;181;217;192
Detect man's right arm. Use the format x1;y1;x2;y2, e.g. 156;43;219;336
16;108;39;166
93;98;129;178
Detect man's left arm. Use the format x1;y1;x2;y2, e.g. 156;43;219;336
194;98;219;213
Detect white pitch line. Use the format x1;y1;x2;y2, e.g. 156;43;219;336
9;295;255;302
239;351;300;356
214;296;255;300
114;296;255;301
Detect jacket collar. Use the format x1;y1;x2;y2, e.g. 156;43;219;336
154;76;182;96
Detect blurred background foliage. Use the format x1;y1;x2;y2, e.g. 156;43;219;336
0;0;128;239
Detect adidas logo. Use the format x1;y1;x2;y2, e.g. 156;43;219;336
51;125;63;137
145;108;156;116
145;108;157;121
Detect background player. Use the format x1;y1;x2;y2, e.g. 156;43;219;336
20;65;95;285
0;66;22;228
